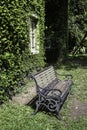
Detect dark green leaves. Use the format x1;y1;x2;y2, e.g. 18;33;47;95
0;0;45;103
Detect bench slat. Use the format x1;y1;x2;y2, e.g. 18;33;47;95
54;80;72;97
34;66;56;88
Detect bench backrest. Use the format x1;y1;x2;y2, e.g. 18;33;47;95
33;66;57;89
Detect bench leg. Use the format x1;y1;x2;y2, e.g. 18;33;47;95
56;112;62;120
33;100;40;115
55;103;62;120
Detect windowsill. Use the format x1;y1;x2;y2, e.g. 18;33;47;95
31;50;39;54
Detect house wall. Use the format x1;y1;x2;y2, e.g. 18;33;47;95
0;0;45;102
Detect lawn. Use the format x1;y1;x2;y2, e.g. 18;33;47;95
0;55;87;130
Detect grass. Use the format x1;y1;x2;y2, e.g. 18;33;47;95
0;102;87;130
56;55;87;102
0;55;87;130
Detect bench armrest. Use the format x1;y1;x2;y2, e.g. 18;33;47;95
40;88;62;98
48;89;62;95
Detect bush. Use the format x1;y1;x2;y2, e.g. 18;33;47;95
0;0;45;103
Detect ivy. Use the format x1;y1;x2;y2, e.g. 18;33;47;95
68;0;87;54
0;0;45;103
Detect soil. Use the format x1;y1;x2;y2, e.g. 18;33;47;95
70;98;87;119
12;86;36;105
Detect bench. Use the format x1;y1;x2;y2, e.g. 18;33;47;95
30;66;73;119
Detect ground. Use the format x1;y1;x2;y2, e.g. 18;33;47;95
12;85;36;105
0;55;87;130
11;55;87;120
12;76;87;120
70;98;87;119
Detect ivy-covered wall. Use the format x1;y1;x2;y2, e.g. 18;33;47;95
0;0;45;103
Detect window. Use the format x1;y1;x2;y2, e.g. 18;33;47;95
29;14;39;54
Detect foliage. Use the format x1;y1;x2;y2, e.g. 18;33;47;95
68;0;87;54
0;0;45;103
45;0;68;63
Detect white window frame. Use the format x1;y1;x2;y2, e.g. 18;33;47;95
29;14;39;54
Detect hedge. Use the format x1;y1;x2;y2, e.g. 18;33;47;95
0;0;45;103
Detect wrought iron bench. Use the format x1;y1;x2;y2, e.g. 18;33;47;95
30;66;73;119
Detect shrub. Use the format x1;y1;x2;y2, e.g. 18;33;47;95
0;0;45;103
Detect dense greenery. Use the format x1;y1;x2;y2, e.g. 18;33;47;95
68;0;87;54
1;0;87;104
0;55;87;130
45;0;87;59
0;0;45;103
45;0;68;63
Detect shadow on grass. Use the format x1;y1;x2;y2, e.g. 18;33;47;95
55;54;87;70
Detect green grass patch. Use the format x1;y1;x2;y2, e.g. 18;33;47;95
0;55;87;130
0;102;87;130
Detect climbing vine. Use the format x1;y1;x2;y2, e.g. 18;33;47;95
0;0;45;103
